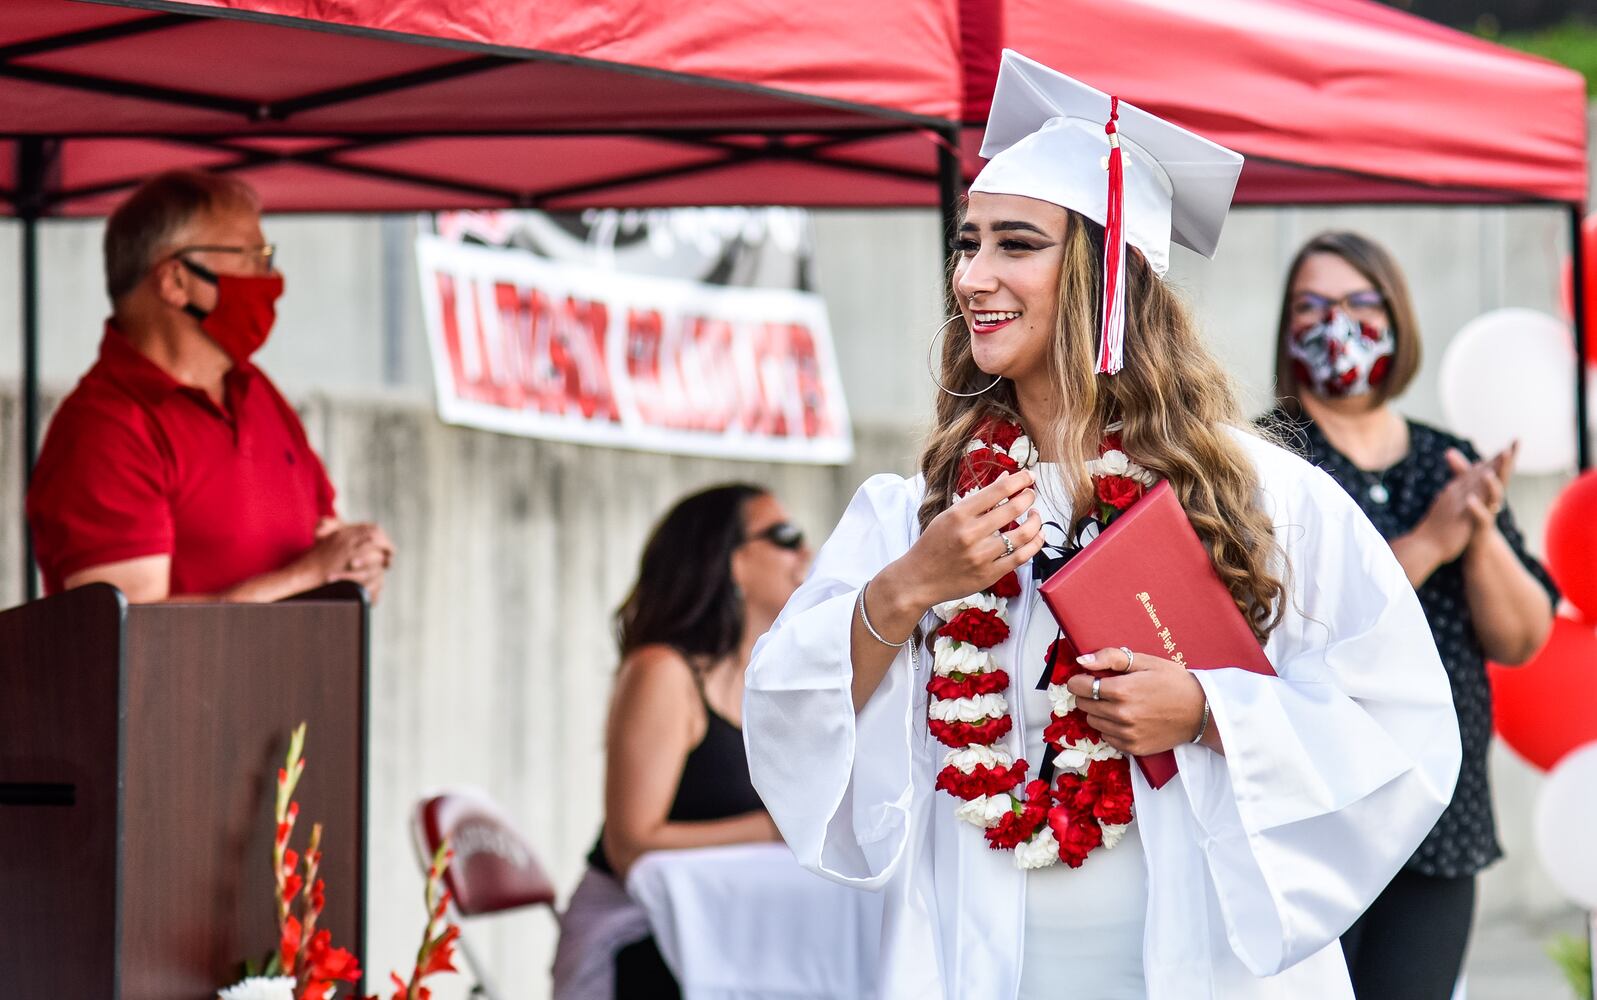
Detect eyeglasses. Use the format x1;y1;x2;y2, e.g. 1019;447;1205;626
744;522;806;551
1290;289;1385;323
172;243;278;273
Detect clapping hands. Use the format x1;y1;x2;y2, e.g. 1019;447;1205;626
1415;442;1516;564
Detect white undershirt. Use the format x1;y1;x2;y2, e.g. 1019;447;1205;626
1017;468;1147;999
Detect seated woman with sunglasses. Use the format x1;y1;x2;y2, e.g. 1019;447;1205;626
554;484;810;1000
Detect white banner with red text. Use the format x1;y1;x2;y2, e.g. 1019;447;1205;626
416;235;852;463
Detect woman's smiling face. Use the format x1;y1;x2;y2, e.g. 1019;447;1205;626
952;192;1069;389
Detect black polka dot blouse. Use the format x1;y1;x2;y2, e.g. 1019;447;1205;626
1266;410;1559;878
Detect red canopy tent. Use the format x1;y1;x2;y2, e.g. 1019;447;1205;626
961;0;1588;206
3;0;1590;597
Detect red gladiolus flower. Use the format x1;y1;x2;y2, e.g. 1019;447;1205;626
937;608;1009;647
282;873;304;903
304;929;362;983
280;913;302;973
311;879;325;915
420;925;461;977
299;982;334;1000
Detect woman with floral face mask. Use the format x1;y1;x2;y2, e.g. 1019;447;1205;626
1266;231;1558;1000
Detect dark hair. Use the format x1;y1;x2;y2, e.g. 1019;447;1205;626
1273;230;1422;411
104;170;259;303
615;483;768;664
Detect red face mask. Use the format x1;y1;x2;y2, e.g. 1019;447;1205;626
181;260;284;364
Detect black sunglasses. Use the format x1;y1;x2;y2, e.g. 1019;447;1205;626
745;522;806;551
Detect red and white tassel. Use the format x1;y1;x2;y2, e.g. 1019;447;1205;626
1098;96;1127;376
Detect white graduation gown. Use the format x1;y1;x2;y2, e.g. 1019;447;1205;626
743;430;1460;1000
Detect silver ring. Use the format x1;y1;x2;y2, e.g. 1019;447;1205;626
1091;677;1102;700
1000;531;1014;557
1119;646;1135;670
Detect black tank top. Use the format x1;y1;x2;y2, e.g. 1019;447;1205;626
587;666;765;875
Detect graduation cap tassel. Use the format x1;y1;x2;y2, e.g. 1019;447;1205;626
1098;96;1127;376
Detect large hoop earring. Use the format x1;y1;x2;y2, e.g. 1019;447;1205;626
927;314;1002;398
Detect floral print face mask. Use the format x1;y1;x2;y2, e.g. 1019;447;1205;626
1289;309;1396;399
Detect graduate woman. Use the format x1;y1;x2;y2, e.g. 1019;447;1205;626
743;51;1460;1000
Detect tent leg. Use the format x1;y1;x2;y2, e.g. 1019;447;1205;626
1571;203;1590;473
18;138;55;603
937;124;962;253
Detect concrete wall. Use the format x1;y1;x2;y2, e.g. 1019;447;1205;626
0;192;1583;995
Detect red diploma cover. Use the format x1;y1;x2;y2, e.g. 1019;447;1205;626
1037;480;1275;789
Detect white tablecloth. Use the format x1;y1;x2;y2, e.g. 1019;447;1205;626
626;843;883;1000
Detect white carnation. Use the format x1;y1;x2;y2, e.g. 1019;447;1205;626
928;693;1008;723
954;794;1014;828
1128;464;1159;486
932;638;996;677
1013;827;1061;870
219;978;295;1000
1008;435;1039;468
965;439;987;454
1100;822;1130;850
1046;683;1075;716
932;590;1008;622
944;744;1013;774
1097;449;1130;476
1055;747;1088;771
1081;737;1119;762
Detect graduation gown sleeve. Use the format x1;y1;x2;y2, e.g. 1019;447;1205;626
1169;443;1462;977
743;473;924;889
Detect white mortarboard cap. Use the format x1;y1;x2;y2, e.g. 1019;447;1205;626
970;50;1244;373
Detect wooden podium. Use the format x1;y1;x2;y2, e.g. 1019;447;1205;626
0;583;369;999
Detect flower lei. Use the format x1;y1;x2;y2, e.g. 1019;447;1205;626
928;417;1159;869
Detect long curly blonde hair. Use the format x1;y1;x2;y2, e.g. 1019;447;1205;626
917;211;1286;643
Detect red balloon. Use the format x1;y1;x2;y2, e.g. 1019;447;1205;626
1558;211;1597;367
1546;470;1597;621
1490;614;1597;771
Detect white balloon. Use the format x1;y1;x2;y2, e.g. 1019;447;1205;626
1534;740;1597;909
1439;308;1575;475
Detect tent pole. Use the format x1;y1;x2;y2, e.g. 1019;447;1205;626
17;138;53;603
937;124;962;253
1571;203;1590;473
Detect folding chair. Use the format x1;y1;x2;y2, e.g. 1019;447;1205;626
413;788;559;1000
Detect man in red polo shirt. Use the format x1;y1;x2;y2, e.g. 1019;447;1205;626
27;170;392;602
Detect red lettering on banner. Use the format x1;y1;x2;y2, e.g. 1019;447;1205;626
492;280;531;410
436;269;504;405
626;307;670;425
425;241;847;457
680;317;737;433
550;295;617;422
786;323;834;438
